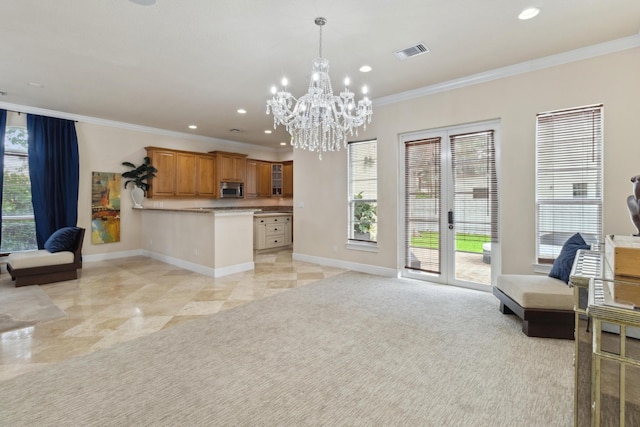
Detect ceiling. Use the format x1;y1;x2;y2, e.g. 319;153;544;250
1;0;639;150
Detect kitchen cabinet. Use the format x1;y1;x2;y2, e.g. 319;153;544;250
196;154;216;197
283;161;293;198
210;151;247;183
145;148;177;198
145;147;288;199
245;160;258;198
258;161;272;198
271;163;283;197
246;160;273;199
254;214;292;250
175;152;197;196
145;147;216;198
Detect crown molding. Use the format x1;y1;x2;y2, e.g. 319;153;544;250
374;34;640;107
0;101;277;152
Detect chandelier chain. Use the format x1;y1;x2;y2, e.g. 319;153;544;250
319;23;322;57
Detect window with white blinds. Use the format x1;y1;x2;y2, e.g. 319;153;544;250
535;104;603;263
348;139;377;243
1;126;37;253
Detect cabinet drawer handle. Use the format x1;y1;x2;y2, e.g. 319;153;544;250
274;219;278;222
274;228;278;231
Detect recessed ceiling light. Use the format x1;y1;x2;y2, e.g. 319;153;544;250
518;7;540;20
279;142;287;146
237;108;247;114
188;125;197;129
130;0;156;5
264;130;272;134
359;65;372;73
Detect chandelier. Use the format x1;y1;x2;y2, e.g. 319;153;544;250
266;17;373;159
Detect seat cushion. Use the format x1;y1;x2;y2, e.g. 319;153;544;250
496;274;574;310
7;250;75;269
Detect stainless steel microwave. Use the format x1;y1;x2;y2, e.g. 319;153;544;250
220;182;244;198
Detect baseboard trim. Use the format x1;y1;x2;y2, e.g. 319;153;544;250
213;261;255;278
292;252;397;277
84;249;254;278
83;249;144;262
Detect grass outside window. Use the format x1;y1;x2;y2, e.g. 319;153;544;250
410;232;490;253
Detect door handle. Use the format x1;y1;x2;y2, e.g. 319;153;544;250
448;210;454;229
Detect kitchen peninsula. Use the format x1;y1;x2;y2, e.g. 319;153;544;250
139;207;256;277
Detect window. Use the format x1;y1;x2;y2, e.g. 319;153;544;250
348;139;377;243
1;126;37;253
535;104;603;263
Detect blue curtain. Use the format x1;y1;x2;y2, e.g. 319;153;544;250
27;114;79;248
0;110;6;247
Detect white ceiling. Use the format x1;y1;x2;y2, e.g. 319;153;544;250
1;0;639;149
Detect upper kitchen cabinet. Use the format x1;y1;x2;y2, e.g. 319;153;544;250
271;163;283;197
196;154;216;197
210;151;247;183
257;161;272;198
145;147;216;198
269;162;293;198
245;159;258;198
175;152;197;197
246;159;272;199
145;147;176;198
283;161;293;198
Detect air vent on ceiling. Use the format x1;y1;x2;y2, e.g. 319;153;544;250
393;43;430;60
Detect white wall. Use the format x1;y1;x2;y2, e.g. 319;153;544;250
293;47;640;276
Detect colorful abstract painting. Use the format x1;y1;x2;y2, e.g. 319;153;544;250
91;172;121;244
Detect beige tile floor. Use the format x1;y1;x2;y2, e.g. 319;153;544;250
0;249;346;382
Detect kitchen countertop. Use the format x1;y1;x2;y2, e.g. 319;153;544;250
134;207;292;216
253;212;293;217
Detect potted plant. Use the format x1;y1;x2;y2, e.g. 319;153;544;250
122;156;157;208
353;191;377;240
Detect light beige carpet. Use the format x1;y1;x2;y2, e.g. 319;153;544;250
0;271;573;426
0;279;67;333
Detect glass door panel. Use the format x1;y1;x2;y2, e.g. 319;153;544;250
449;131;496;287
404;137;442;275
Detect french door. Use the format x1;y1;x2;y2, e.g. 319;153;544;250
402;122;499;290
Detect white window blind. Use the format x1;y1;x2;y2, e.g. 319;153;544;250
535;104;603;263
450;130;498;245
348;139;377;242
404;137;441;273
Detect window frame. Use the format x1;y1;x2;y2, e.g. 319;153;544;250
534;104;603;265
347;139;378;251
1;125;37;254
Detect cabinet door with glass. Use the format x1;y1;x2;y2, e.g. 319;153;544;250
283;161;293;198
271;163;283;196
